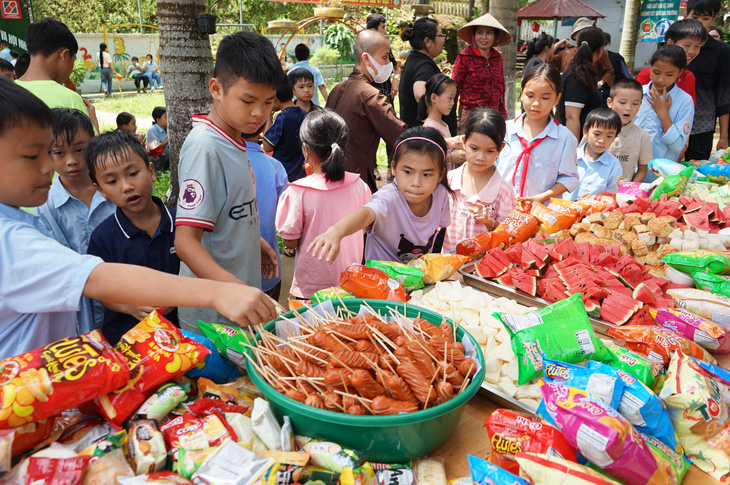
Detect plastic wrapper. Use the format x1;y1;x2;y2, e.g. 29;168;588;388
607;325;716;365
658;350;730;483
58;418;114;452
575;193;617;214
515;452;621;485
96;311;209;426
257;450;310;485
251;398;281;451
484;408;576;474
79;430;126;458
455;231;511;259
339;265;408;302
694;271;730;298
0;429;13;472
9;418;55;457
641;433;690;485
650;307;730;354
298;465;340;485
184;397;249;418
80;448;135;485
690;357;730;387
467;454;529;485
539;381;664;485
649;166;693;201
197;378;257;409
128;419;166;475
197;321;254;370
661;249;730;275
546;198;584;220
530;203;576;235
586;361;679;451
494;211;540;243
414;458;447;485
26;456;92;485
697;162;730;183
312;287;355;304
118;471;195;484
616;180;650;204
493;294;609;384
598;346;663;391
407;254;471;285
666;287;730;329
369;462;416;485
542;359;624;410
366;259;425;292
182;329;241;383
134;382;188;421
0;330;129;429
190;440;274;485
298;437;364;474
178;446;219;478
160;411;237;461
648;158;687;177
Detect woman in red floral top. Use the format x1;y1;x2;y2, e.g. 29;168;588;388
452;14;512;133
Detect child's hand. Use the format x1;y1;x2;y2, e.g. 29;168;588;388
647;85;672;118
517;194;549;205
261;238;280;280
124;305;158;321
82;98;96;117
307;229;341;264
468;202;496;229
213;284;277;327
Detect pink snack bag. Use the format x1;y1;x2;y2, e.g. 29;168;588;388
649;307;730;354
539;380;668;485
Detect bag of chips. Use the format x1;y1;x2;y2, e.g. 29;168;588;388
666;287;730;329
312;287;355;304
95;311;210;426
530;203;577;235
26;456;92;485
649;307;730;354
694;271;730;297
407;254;471;285
298;438;364;474
134;381;188;422
456;231;511;259
641;433;690;485
547;198;584;219
368;462;416;485
467;454;530;485
661;250;730;275
182;329;241;383
197;321;255;371
575;193;618;214
515;452;621;485
495;211;540;244
598;346;663;389
658;350;730;483
160;411;238;461
339;265;408;302
484;409;576;474
539;381;665;485
191;440;273;485
367;260;425;292
0;330;129;429
649;166;693;201
127;419;166;475
493;294;610;384
542;359;624;410
606;325;716;365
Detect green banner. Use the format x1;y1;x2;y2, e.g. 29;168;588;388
637;0;680;42
0;0;32;53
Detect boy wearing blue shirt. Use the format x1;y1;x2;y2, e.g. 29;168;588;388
568;109;624;201
87;131;181;345
0;78;276;360
263;75;307;182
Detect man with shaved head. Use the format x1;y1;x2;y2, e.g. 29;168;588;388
327;30;407;192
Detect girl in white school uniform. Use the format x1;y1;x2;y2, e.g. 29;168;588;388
496;63;579;204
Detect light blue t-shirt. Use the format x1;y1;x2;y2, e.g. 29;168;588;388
634;82;694;163
147;123;169;155
0;202;103;360
291;60;325;106
567;143;624;201
0;48;11;61
245;141;288;292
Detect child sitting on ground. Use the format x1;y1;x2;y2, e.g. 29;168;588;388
567;108;623;201
116;111;145;143
263;75;307;182
606;79;653;182
288;67;316;113
146;106;169;171
87;131;180;345
0;77;276;360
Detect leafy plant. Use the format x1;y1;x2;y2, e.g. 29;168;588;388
153;171;171;200
323;23;355;62
69;58;89;86
310;46;340;66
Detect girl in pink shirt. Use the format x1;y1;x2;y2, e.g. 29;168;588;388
275;110;371;298
418;74;456;142
444;108;516;251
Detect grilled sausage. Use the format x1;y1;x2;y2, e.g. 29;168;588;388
346;404;366;415
324;369;351;392
384;374;419;406
435;381;454;404
295;360;325;378
350;369;386;399
459;358;478;377
285;389;307;403
372;395;419;415
354;340;377;353
331;350;379;369
305;394;326;409
397;362;436;406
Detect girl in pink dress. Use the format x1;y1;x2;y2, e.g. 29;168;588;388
418;73;456;141
275;110;371;299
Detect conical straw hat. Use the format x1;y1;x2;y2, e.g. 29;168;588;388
458;13;512;46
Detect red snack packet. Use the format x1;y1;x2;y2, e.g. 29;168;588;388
27;456;92;485
10;418;55;457
494;210;540;243
484;409;577;474
160;411;238;460
95;311;210;426
339;265;408;302
606;325;717;366
185;397;249;417
0;330;129;429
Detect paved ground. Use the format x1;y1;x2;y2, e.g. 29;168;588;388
95;108;153;131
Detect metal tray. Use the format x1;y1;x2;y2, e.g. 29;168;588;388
478;382;537;415
458;262;616;337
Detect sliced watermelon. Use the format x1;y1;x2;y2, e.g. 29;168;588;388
554;239;577;260
504;245;524;265
513;273;537;296
634;197;651;212
520;247;537;270
607;292;643;313
593;252;616;267
542;286;566;303
642;279;663;296
633;283;658;306
494;271;515;288
626;307;655;326
584;298;601;318
553;257;583;270
542;263;559;279
574;242;591;264
600;305;634;325
488;247;514;269
684;208;711;231
475;254;508;278
583;285;610;301
609;286;634;297
589;244;605;264
543;247;564;263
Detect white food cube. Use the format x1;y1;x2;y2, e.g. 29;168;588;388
492;341;515;361
498;376;517;398
484;355;500;374
461;309;480;327
684;230;698;239
698;229;709;238
515;383;542;400
483;336;498;355
637;232;656;246
462;325;485;345
496;327;510;344
484;372;500;385
669;238;683;250
517;398;540;411
505;359;519;381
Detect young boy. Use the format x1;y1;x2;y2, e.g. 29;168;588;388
292;43;328;105
288;68;315;113
636;19;707;103
175;31;283;335
567;109;623;201
634;45;695;164
0;59;15;80
0;77;276;360
86;131;180;345
15;18;99;133
606;79;654;182
35;108;116;334
263;75;307;182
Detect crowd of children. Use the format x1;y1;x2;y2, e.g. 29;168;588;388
4;0;730;359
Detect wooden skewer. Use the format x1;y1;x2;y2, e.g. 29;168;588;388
370;332;400;366
288;344;330;366
458;361;476;396
442;342;448;384
323;328;358;344
328;353;356;374
365;324;397;349
282;316;315;335
254;345;299;366
334;391;374;414
299;376;325;393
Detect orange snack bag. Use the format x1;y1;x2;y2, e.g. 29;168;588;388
576;193;618;215
95;311;210;426
455;231;512;259
606;325;717;366
339;265;408;302
494;210;540;243
407;253;471;284
0;330;129;429
530;202;577;235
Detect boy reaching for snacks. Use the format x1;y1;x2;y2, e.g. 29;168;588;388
174;31;282;334
86;131;181;345
0;77;276;361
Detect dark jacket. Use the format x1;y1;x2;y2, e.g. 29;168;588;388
452;46;507;118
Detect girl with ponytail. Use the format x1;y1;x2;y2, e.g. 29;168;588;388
275;109;372;298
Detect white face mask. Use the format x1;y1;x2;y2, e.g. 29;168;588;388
365;53;393;83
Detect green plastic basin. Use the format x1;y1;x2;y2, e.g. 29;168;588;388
246;299;485;463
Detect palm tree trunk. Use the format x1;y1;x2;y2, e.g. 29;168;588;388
619;0;641;70
157;0;213;205
489;0;518;119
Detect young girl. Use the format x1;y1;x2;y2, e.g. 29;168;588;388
634;44;694;165
496;63;579;204
443;108;516;251
418;73;456;141
116;112;145;143
275;109;371;299
308;126;453;265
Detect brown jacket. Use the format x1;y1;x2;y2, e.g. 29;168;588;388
327;67;407;192
596;49;614;88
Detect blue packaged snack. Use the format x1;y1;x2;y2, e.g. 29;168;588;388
697;162;730;184
689;356;730;386
542;359;624;410
468;455;529;485
586;361;680;452
182;330;241;384
649;158;686;177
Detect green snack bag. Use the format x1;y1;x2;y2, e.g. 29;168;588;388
493;293;609;385
198;320;254;368
312;286;355;303
134;381;188;421
600;346;664;388
693;271;730;296
178;446;219;478
661;249;730;274
366;259;425;292
649;166;693;201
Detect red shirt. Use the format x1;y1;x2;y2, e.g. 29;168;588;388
452;46;507;118
636;67;696;104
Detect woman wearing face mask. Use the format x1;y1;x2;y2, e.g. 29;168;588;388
452;14;511;132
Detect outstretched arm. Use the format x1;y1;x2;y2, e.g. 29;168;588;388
307;207;376;264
